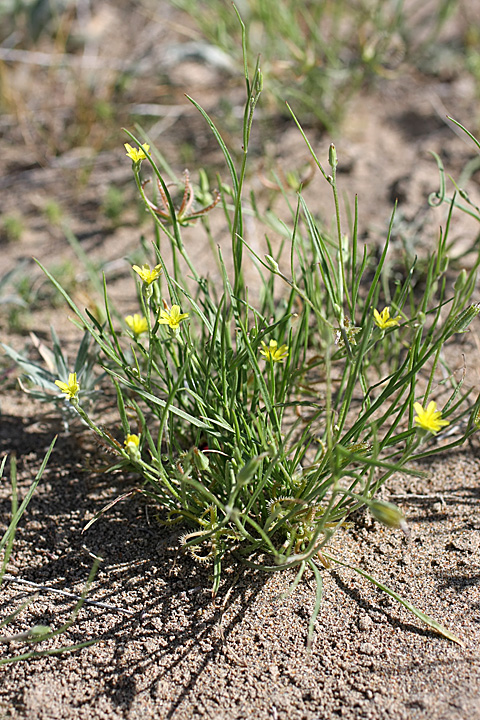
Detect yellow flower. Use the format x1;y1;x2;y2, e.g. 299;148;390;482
124;143;150;163
125;313;148;335
158;304;189;330
132;263;162;285
55;372;80;400
260;339;289;363
124;433;140;449
124;433;141;461
413;401;450;435
373;307;401;330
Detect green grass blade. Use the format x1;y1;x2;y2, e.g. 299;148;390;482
324;552;464;646
104;369;212;430
307;559;324;650
185;95;239;195
0;437;57;554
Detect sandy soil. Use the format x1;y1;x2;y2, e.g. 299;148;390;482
1;2;480;719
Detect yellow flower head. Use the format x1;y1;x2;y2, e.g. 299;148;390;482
125;313;148;335
124;433;141;461
413;401;450;435
260;339;289;363
124;433;140;449
132;263;162;285
158;304;189;330
55;372;80;400
373;307;401;330
124;143;150;163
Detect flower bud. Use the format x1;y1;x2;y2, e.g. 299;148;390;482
454;269;467;293
329;143;337;169
451;302;480;333
29;625;52;636
370;499;409;536
192;447;210;473
415;312;426;327
265;254;279;273
472;403;480;428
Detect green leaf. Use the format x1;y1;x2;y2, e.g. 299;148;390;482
104;369;212;430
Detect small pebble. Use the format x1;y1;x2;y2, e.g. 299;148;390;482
358;615;373;631
359;642;375;655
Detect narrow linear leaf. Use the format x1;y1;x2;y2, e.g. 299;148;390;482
324;552;464;646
